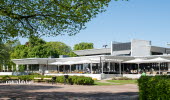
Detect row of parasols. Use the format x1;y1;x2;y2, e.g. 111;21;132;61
50;57;170;75
124;57;170;75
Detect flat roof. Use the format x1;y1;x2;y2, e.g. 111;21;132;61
73;48;111;56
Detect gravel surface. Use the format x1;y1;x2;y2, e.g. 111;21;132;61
0;83;139;100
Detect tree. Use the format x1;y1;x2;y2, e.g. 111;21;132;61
0;0;111;40
74;42;94;50
0;42;10;64
28;36;46;47
11;37;75;58
46;42;73;57
11;45;28;59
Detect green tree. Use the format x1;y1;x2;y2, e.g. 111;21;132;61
0;0;111;40
11;45;29;59
11;37;75;58
0;42;10;64
46;42;72;57
74;42;94;50
28;36;46;47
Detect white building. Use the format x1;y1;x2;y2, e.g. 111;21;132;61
3;39;170;80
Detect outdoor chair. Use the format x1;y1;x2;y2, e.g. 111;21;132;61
163;72;167;75
152;71;157;75
34;77;42;82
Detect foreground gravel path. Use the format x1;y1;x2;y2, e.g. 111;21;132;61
0;83;138;100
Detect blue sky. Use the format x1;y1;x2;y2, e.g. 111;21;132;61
19;0;170;49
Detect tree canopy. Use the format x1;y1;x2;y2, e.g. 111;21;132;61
74;42;93;50
0;0;111;40
10;37;76;59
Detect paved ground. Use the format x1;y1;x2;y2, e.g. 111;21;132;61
0;83;138;100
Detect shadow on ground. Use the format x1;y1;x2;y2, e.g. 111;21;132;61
0;84;61;90
0;84;138;100
0;91;138;100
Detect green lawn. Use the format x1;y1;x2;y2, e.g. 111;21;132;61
94;80;138;86
107;80;138;84
94;81;113;86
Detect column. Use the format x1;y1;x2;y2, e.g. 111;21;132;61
70;65;71;73
168;63;170;71
159;63;160;75
76;65;78;71
27;64;29;71
119;62;121;76
12;65;14;72
138;64;139;74
16;64;19;71
90;63;92;74
58;65;60;72
108;62;111;72
113;63;115;72
101;62;104;73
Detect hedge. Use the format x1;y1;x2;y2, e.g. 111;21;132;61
138;75;170;100
0;75;94;85
56;76;94;85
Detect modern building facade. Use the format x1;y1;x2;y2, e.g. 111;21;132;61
2;39;170;80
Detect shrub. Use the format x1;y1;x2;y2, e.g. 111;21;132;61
56;76;65;83
0;75;94;85
112;77;132;80
138;75;170;100
29;73;41;75
56;76;94;85
2;75;11;81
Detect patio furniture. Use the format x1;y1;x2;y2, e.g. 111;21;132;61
34;77;42;82
44;78;52;83
163;72;167;75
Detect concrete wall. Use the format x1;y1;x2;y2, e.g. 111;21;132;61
101;74;122;79
131;39;151;56
123;74;141;79
0;72;29;76
0;72;13;75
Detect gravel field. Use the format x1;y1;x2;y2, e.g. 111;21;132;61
0;83;138;100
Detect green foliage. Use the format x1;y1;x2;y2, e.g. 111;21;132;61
0;75;94;85
74;42;94;50
56;76;94;85
112;77;133;80
68;52;78;57
18;65;26;72
0;0;111;40
11;37;72;59
18;75;33;81
94;80;113;86
28;73;41;75
138;75;170;100
11;45;28;59
0;42;10;64
107;80;137;84
56;76;65;83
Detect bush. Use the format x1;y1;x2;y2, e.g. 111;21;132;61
138;75;170;100
18;75;34;81
56;76;94;85
112;77;132;80
0;75;94;85
29;73;41;75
